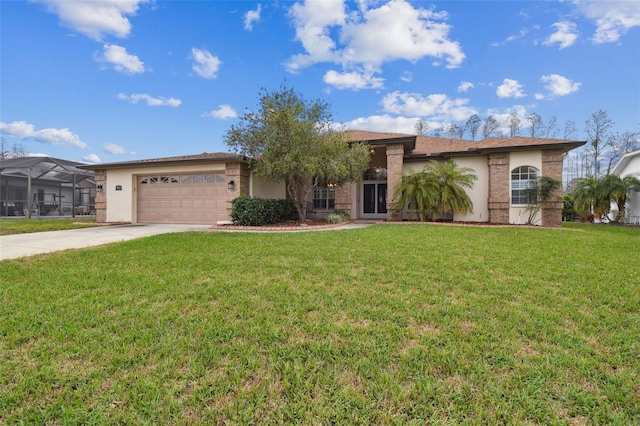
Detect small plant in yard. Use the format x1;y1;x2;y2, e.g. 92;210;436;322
326;211;350;224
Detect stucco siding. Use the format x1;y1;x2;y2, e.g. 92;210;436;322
615;153;640;224
509;150;542;225
251;174;286;199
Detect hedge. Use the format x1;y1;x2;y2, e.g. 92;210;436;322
230;196;299;226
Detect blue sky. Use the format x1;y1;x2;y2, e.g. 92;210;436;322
1;0;639;164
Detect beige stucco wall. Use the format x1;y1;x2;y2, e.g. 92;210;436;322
508;150;542;225
250;173;286;199
105;163;226;223
402;156;489;222
615;153;640;224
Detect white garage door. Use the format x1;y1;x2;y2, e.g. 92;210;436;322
137;173;228;224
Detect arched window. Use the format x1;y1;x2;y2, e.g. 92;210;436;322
511;166;539;205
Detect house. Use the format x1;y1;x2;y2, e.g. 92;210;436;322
79;131;585;227
611;149;640;224
0;156;96;217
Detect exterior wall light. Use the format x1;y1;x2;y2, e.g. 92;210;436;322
228;180;235;191
96;185;103;193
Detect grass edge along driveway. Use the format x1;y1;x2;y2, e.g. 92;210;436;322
1;223;638;424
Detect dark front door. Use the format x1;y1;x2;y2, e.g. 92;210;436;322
363;183;387;216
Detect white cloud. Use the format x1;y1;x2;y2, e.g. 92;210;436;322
575;0;640;44
342;114;421;134
0;120;87;149
103;143;136;155
496;78;525;99
191;47;222;79
82;153;102;164
323;69;384;90
287;0;464;88
400;71;413;82
118;93;182;107
540;74;581;97
491;28;528;47
543;21;579;49
97;44;145;74
34;0;148;41
457;81;474;93
381;91;477;122
204;105;238;120
244;4;262;30
534;93;545;100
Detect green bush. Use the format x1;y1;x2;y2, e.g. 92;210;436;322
231;196;298;226
562;194;575;222
326;211;350;224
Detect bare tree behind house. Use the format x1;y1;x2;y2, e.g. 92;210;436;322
528;113;544;137
464;114;481;140
415;119;430;136
482;115;499;139
584;109;613;177
563;120;577;139
508;113;521;137
606;131;639;174
431;126;443;137
545;116;558;138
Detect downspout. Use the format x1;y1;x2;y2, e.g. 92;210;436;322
27;167;32;219
72;174;76;218
249;169;256;197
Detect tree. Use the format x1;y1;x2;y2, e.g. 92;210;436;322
224;84;370;220
523;176;562;225
431;126;443;137
563;120;577;139
571;176;609;220
605;131;639;175
508;113;521;137
0;137;29;159
584;109;613;177
392;160;477;221
602;174;640;223
482;115;499;139
415;119;429;136
545;115;558;138
464;114;481;140
445;124;463;140
527;112;544;137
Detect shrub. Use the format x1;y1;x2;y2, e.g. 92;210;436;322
562;194;575;222
231;196;298;226
326;211;350;224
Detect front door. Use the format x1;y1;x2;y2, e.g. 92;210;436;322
362;182;387;218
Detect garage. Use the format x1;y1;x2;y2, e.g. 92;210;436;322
137;172;228;224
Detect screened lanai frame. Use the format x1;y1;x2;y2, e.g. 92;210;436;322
0;156;96;218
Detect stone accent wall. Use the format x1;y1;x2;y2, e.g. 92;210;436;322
488;153;510;224
94;169;107;223
541;149;565;228
386;144;405;220
225;162;250;216
335;185;351;213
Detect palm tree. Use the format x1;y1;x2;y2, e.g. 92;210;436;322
428;160;477;218
572;176;608;220
523;176;562;225
602;174;640;223
391;169;438;221
392;160;477;221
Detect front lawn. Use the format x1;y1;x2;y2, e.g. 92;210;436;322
1;223;638;424
0;218;97;235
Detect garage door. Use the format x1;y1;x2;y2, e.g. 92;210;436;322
137;173;228;224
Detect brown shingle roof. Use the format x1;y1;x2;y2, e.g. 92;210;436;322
79;152;242;170
346;130;414;141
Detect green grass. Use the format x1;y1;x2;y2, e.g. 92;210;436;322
1;223;638;424
0;218;97;235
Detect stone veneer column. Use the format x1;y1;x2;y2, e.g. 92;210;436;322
386;144;405;221
488;153;510;224
225;162;250;218
541;149;565;228
94;169;107;223
334;185;351;214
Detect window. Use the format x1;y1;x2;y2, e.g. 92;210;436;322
313;187;335;209
363;167;387;181
511;166;538;205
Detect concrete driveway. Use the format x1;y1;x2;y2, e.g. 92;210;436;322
0;224;211;261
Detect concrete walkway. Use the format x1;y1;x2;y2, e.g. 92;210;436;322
0;224;211;261
0;221;375;260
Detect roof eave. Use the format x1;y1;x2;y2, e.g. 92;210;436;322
78;155;246;170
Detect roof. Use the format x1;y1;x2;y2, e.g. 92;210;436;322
79;152;244;170
0;156;95;185
346;131;586;159
611;149;640;177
